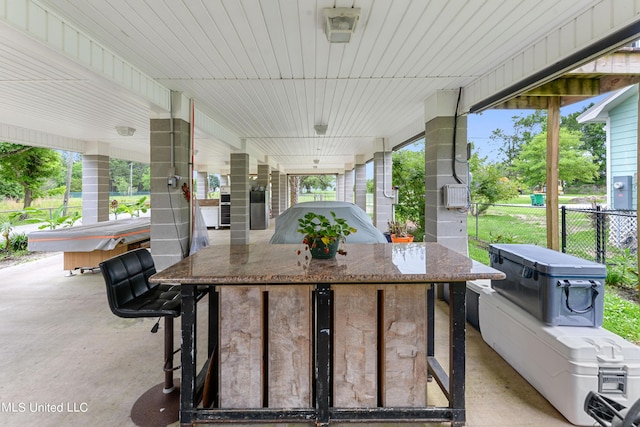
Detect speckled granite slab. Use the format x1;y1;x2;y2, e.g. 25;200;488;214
150;243;505;285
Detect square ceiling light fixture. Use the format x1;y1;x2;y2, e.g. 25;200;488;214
323;7;360;43
115;126;136;136
314;124;327;135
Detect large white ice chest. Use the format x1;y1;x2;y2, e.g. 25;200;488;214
479;288;640;426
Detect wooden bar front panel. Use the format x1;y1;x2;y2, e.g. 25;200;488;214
382;284;428;407
219;286;263;408
333;285;378;407
267;285;312;408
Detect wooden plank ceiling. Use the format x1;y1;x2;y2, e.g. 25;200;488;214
0;0;636;174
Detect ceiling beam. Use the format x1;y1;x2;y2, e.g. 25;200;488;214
600;75;640;92
524;78;600;96
486;49;640;110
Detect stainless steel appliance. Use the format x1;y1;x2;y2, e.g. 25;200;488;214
219;186;231;227
250;190;269;230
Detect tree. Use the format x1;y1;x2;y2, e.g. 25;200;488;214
511;129;599;190
208;174;220;192
289;175;301;206
562;105;606;186
392;145;426;240
489;111;546;176
0;143;62;208
62;151;74;215
300;175;335;193
469;152;521;214
109;159;150;194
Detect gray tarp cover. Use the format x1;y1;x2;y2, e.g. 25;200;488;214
269;201;387;244
27;217;150;252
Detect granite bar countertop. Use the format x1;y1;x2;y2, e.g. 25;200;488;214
150;243;505;285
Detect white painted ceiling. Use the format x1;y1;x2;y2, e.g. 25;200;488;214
0;0;638;175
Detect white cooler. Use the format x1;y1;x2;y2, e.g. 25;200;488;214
479;288;640;426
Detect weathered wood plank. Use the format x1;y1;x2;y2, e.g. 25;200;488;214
219;286;263;408
333;285;378;407
547;96;560;250
267;285;312;408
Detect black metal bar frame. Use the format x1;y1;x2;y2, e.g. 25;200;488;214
179;281;467;426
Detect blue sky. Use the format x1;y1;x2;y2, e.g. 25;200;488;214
467;95;607;159
365;94;609;177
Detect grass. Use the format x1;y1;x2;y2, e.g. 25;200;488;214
468;204;547;246
501;193;605;205
603;289;640;344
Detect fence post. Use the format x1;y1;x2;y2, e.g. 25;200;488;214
475;203;479;240
561;206;566;253
595;205;605;264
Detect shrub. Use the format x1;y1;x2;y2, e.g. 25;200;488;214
10;233;28;252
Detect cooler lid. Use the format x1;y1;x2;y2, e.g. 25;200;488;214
549;327;640;364
489;244;606;277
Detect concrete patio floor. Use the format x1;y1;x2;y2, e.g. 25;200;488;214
0;225;575;427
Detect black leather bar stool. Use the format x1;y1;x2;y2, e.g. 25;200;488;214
100;248;183;425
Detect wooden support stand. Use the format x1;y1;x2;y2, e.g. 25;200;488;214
63;239;150;272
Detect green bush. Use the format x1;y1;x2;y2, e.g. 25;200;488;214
10;233;28;252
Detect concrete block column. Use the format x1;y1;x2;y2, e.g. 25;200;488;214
373;151;393;231
82;154;110;224
196;171;208;199
271;170;283;217
354;163;367;212
150;118;191;269
257;164;270;189
336;174;345;201
230;153;250;244
280;173;288;210
344;169;354;203
424;90;468;255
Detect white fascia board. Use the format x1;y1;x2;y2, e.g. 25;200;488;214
578;85;637;123
463;0;640;113
0;0;170;111
193;108;242;150
0;123;84;152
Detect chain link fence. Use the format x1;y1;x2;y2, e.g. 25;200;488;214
561;207;636;264
469;203;637;266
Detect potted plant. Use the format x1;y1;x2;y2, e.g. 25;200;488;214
387;219;415;243
297;211;357;259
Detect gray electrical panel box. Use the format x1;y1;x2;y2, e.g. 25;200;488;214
612;175;633;210
443;184;468;209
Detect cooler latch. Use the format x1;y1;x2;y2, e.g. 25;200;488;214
556;279;600;314
598;367;627;394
